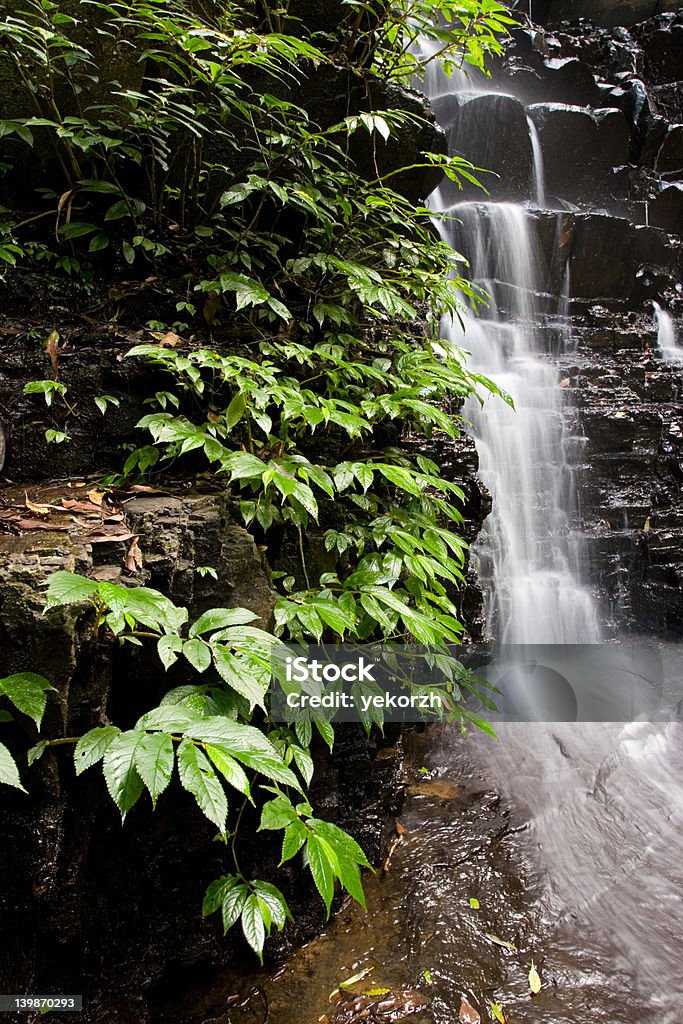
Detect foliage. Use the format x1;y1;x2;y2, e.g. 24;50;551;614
0;0;513;961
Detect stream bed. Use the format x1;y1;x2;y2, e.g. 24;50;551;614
160;685;683;1024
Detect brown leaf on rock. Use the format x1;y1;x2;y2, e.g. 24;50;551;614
459;996;480;1023
15;518;70;532
24;493;52;515
62;499;102;515
45;330;60;380
81;527;136;544
87;489;104;506
124;536;143;572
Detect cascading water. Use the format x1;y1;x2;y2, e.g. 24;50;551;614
428;74;599;644
654;300;683;363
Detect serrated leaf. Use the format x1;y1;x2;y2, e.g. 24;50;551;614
177;738;227;833
27;741;47;765
0;741;27;792
252;880;291;928
184;718;301;790
222;882;249;933
74;726;121;775
189;607;259;637
102;730;146;815
306;835;337;915
45;571;98;608
0;672;52;728
183;638;212;672
212;646;267;709
308;819;371;869
157;634;183;670
241;893;266;960
134;732;174;807
205;743;251;801
280;819;308;864
259;794;297;831
203;873;238;916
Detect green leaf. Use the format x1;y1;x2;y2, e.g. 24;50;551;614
205;743;252;801
308;819;371;869
102;730;146;815
189;607;259;637
252;880;291;927
134;732;174;808
223;883;249;933
74;726;120;775
241;893;266;960
225;391;247;429
306;835;337;916
45;571;98;608
27;740;47;765
259;794;297;831
177;738;228;834
212;646;267;709
157;634;183;670
203;874;238;916
0;672;52;728
182;639;212;672
0;741;27;792
184;718;301;790
280;819;308;864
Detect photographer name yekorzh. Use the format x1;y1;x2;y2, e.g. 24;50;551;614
269;648;446;722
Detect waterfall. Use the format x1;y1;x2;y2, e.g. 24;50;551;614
654;302;683;363
526;115;546;209
429;94;600;644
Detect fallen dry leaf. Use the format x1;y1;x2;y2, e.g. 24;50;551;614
395;820;405;835
87;489;104;506
24;493;52;515
124;536;143;572
528;961;542;995
158;331;182;348
45;330;60;380
459;996;480;1023
15;518;69;532
81;528;136;544
62;498;102;515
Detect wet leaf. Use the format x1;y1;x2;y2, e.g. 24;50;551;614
87;489;104;506
485;934;518;952
338;967;373;992
489;999;506;1023
24;493;52;515
528;961;541;995
459;995;480;1023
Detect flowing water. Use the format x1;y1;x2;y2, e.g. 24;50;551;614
168;55;683;1024
654;301;683;363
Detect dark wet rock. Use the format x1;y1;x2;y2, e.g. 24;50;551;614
541;1;680;29
526;103;629;203
656;123;683;174
633;15;683;84
431;92;533;202
649;182;683;232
